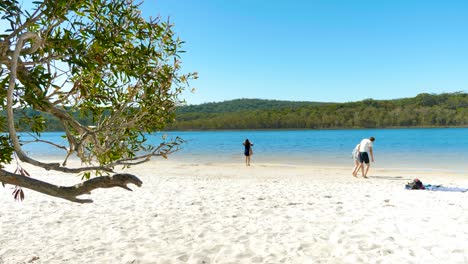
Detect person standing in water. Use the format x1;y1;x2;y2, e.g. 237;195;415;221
243;139;253;166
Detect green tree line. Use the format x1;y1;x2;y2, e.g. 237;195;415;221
2;92;467;132
168;92;468;130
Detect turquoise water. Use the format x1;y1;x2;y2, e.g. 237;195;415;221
15;128;468;172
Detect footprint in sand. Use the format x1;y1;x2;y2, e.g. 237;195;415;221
176;253;189;262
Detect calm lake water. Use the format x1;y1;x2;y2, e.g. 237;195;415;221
16;128;468;173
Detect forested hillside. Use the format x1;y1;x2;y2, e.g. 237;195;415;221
168;93;468;129
2;93;467;131
176;99;328;113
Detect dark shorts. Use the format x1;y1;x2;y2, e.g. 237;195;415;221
358;152;370;164
244;151;250;157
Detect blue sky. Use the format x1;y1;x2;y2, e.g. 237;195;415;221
143;0;468;105
8;1;467;105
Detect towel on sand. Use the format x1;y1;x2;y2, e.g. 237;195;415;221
405;178;468;192
423;184;468;192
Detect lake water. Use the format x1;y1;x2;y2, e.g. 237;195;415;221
15;128;468;173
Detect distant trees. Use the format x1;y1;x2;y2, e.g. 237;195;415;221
3;93;467;132
0;0;195;202
168;93;468;130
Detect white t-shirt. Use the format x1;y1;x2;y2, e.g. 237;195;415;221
359;139;373;153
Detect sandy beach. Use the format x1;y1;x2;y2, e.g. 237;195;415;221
1;160;467;264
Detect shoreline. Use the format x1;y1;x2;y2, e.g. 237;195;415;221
7;155;468;176
7;156;468;176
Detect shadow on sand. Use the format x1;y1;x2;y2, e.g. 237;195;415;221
368;175;412;181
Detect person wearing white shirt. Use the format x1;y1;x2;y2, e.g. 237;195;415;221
352;136;375;178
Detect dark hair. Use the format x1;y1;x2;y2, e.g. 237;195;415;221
244;139;251;146
370;137;375;142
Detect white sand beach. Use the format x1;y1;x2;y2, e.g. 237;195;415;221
1;160;468;264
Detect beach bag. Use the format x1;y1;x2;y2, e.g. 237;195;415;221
406;178;425;190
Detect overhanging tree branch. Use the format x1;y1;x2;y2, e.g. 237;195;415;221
0;169;142;203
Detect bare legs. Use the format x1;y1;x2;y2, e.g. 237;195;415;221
352;159;360;177
353;162;370;178
245;155;251;166
359;162;370;178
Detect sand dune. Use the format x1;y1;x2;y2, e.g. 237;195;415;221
1;161;467;263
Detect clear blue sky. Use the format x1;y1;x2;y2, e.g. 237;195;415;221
142;0;468;105
10;1;468;105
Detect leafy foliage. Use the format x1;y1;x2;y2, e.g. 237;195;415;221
0;0;195;202
1;0;194;165
0;135;14;168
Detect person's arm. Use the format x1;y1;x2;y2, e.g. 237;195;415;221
369;146;374;162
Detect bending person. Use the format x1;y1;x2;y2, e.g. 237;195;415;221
357;136;375;178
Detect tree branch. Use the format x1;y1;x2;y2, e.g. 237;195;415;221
6;0;49;40
109;141;183;167
22;137;69;152
7;32;46;165
6;34;113;173
0;169;142;203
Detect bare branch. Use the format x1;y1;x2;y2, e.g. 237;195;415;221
109;141;183;167
22;137;69;152
0;169;142;203
7;32;44;164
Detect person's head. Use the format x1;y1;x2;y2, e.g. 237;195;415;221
370;136;375;142
245;139;250;145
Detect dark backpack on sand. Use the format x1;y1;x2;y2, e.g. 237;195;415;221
406;178;425;190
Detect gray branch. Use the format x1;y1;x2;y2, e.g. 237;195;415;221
0;169;142;203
